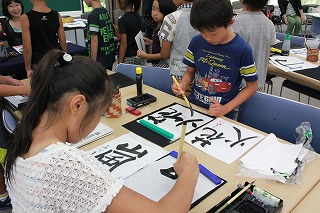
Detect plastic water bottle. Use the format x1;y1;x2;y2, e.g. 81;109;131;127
281;33;291;56
136;67;143;96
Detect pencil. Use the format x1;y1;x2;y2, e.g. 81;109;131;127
171;74;194;116
177;121;187;162
215;180;256;213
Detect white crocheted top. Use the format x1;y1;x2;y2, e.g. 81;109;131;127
6;142;123;213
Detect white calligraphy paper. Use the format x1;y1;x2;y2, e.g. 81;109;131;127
138;103;213;142
240;133;307;183
88;132;168;178
74;122;114;148
269;56;318;72
185;118;265;164
125;154;224;204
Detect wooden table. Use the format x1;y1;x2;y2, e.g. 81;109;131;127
268;56;320;92
291;181;320;212
81;84;320;213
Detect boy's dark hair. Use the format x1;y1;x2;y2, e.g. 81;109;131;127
190;0;233;31
2;0;24;19
122;0;141;12
242;0;269;11
158;0;177;17
5;49;114;183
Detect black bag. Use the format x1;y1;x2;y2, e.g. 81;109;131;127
271;15;282;24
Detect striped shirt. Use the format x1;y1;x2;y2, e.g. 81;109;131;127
183;34;257;108
286;2;296;16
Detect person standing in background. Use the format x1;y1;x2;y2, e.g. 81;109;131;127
158;0;198;80
117;0;142;65
0;0;24;47
85;0;116;70
137;0;176;67
278;0;305;36
20;0;67;78
233;0;277;91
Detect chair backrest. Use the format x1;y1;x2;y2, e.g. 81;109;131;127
276;32;304;46
311;15;320;35
1;109;18;134
238;92;320;153
116;64;173;95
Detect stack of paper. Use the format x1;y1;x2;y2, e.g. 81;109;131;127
63;21;86;28
240;134;308;183
4;95;28;110
290;48;307;57
269;56;318;72
74;122;114;148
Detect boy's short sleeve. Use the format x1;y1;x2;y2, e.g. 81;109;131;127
158;13;177;43
118;17;127;34
88;13;100;35
240;48;258;82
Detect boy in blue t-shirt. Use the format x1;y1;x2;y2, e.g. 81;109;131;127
85;0;116;70
172;0;258;119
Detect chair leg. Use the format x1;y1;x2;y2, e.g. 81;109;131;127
280;85;284;97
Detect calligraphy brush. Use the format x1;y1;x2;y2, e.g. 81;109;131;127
304;37;311;50
171;74;194;117
215;180;256;213
160;121;187;180
177;121;187;161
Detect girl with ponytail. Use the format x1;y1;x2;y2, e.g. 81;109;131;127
4;49;199;212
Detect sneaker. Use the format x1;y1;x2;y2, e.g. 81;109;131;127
0;196;12;210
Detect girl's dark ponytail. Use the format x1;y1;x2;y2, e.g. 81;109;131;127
5;50;65;182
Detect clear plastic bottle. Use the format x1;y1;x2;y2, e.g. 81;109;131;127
136;67;143;96
281;33;291;56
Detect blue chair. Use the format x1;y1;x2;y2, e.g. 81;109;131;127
311;15;320;39
116;64;173;95
1;109;18;134
276;32;305;46
238;92;320;153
